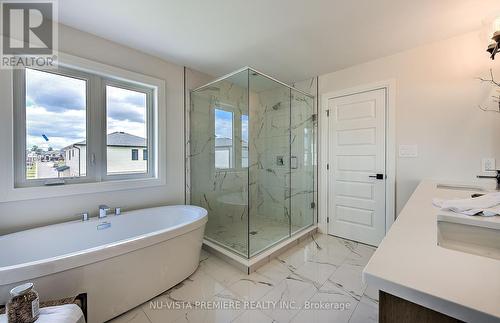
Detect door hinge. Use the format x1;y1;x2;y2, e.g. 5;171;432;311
311;114;317;122
326;109;330;117
310;202;316;209
327;163;330;170
327;217;330;223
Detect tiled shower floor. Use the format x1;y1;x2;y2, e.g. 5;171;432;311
109;233;378;323
205;216;304;256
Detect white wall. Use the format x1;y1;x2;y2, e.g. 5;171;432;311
0;24;211;235
308;29;500;215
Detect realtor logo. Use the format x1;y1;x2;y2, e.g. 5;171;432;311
1;0;58;68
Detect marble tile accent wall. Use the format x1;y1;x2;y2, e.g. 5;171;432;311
249;83;291;226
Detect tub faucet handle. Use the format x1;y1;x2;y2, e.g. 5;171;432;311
99;204;110;218
81;212;89;221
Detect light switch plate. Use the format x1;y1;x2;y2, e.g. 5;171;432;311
482;158;496;172
399;145;418;158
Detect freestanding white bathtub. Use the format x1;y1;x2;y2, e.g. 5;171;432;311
0;205;207;323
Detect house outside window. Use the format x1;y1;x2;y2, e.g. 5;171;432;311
214;107;248;170
131;149;139;161
106;84;149;175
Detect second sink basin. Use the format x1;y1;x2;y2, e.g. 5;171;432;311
437;213;500;260
436;183;488;192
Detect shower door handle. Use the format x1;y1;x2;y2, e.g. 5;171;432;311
369;174;385;180
290;156;298;169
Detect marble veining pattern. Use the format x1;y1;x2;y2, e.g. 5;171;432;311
108;233;377;323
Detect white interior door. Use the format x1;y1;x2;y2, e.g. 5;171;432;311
327;88;386;246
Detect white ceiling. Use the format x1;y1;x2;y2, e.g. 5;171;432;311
58;0;500;83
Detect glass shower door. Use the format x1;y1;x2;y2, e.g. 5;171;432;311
248;72;291;257
290;90;315;234
190;70;249;257
190;67;315;259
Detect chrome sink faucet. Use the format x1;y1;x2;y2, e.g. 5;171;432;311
99;204;111;219
477;170;500;190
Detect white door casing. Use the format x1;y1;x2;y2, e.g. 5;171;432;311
327;88;387;246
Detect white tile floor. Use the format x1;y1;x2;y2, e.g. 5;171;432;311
108;233;378;323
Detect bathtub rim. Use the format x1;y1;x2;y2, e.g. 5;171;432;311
0;205;207;286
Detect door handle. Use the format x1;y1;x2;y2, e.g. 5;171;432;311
290;156;298;169
369;174;385;180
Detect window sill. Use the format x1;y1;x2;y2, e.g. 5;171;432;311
1;177;166;203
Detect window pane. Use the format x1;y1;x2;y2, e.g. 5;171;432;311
106;85;147;175
241;114;248;168
25;68;87;180
214;108;233;169
131;149;139;160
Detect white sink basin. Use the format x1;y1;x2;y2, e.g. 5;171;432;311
437;213;500;260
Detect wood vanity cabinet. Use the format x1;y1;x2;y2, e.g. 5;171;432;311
379;291;464;323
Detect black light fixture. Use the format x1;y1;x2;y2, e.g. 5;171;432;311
488;33;500;59
488;19;500;60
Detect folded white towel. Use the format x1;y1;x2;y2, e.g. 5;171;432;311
433;192;500;216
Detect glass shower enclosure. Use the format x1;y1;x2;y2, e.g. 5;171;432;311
189;67;316;258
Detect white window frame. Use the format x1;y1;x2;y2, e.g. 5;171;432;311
1;52;166;202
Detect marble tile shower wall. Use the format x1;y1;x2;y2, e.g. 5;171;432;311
250;86;316;229
250;87;290;224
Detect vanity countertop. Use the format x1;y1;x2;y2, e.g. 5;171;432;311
363;179;500;323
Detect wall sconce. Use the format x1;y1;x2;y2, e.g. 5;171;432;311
487;18;500;59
